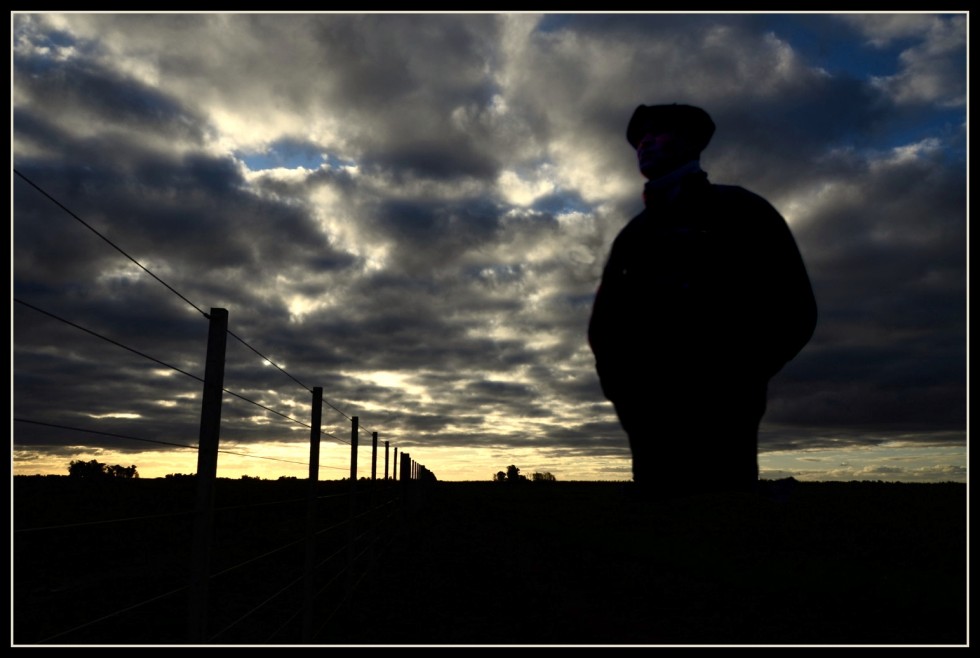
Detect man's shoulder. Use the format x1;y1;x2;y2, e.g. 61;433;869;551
708;182;785;223
709;182;772;206
613;210;649;239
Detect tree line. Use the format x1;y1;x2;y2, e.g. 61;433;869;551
67;459;139;479
493;464;556;483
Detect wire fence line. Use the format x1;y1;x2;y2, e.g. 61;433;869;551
13;167;421;476
13;475;425;644
13;169;438;644
13;168;373;444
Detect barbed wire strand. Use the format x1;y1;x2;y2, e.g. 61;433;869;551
26;488;400;644
29;495;400;644
209;537;306;583
14;508;196;534
14;168;211;320
209;570;305;642
225;329;312;393
35;583;189;644
13;418;344;474
266;541;350;642
14;418;197;451
223;331;356;428
15;298;350;446
13;474;357;536
14;298;204;383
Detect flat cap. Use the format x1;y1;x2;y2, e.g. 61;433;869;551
626;103;716;152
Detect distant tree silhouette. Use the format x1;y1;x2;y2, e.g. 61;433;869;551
532;472;556;482
67;459;138;478
68;459;106;478
107;464;139;479
494;471;507;482
506;465;528;483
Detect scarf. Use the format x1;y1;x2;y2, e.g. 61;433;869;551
642;160;704;207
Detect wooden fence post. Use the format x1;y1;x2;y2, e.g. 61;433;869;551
384;441;390;482
399;452;412;534
367;431;379;573
187;308;228;644
303;386;323;642
346;416;359;599
349;416;359;483
400;453;411;482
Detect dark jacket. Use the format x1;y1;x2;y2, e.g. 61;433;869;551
588;171;817;403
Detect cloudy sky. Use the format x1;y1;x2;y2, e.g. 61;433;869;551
11;12;967;483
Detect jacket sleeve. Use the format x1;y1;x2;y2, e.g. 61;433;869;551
588;235;629;401
749;196;818;379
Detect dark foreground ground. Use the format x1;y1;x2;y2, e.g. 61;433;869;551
339;480;967;646
13;478;966;646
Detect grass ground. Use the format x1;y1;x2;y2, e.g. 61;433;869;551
13;478;967;646
337;480;967;646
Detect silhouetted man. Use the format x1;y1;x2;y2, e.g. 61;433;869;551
588;104;817;500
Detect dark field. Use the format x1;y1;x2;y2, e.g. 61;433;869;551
342;480;967;646
12;478;968;646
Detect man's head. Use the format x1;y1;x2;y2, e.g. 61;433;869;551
626;104;715;179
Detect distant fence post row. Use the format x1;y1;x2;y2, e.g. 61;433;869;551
15;310;438;644
182;308;433;643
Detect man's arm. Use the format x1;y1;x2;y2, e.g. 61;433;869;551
754;197;818;378
588;236;630;401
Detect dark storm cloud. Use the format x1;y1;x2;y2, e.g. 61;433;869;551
365;138;501;182
463;379;537;404
303;14;506;179
370;197;503;268
14;46;205;146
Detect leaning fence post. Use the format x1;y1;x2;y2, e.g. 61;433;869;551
303;387;323;642
371;432;378;482
187;307;228;644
